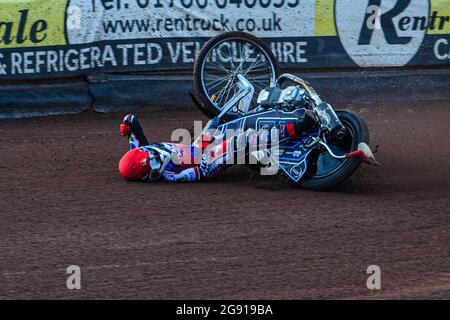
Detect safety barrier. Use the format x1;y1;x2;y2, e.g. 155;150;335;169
1;0;449;117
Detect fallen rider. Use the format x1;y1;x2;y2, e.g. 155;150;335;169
118;114;312;182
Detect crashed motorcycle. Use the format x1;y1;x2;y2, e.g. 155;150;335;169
190;32;378;190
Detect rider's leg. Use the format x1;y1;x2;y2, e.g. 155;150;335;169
197;115;317;179
197;139;230;179
197;128;274;179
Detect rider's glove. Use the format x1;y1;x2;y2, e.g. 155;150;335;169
120;114;135;137
120;124;131;136
119;114;150;146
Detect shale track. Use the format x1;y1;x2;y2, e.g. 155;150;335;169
0;101;449;299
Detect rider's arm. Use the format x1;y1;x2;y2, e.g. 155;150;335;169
120;114;150;149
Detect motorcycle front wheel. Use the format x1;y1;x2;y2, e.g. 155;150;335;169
299;110;370;191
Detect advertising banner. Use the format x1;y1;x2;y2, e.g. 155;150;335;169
0;0;449;80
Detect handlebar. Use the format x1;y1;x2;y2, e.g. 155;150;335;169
276;73;323;105
276;73;346;138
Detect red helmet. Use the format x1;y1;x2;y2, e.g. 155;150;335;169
119;148;151;181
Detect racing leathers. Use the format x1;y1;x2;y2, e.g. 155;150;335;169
119;114;307;182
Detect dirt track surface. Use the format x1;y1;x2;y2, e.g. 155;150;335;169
0;102;449;299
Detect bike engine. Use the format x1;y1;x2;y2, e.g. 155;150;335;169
257;86;308;110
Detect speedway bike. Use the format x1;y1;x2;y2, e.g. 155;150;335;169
190;32;377;190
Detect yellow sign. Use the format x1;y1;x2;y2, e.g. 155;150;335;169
315;0;337;37
429;0;450;34
314;0;450;36
0;0;67;48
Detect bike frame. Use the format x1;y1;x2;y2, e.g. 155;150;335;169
210;73;348;161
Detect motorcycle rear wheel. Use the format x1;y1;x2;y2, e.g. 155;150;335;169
298;110;369;191
193;31;278;120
